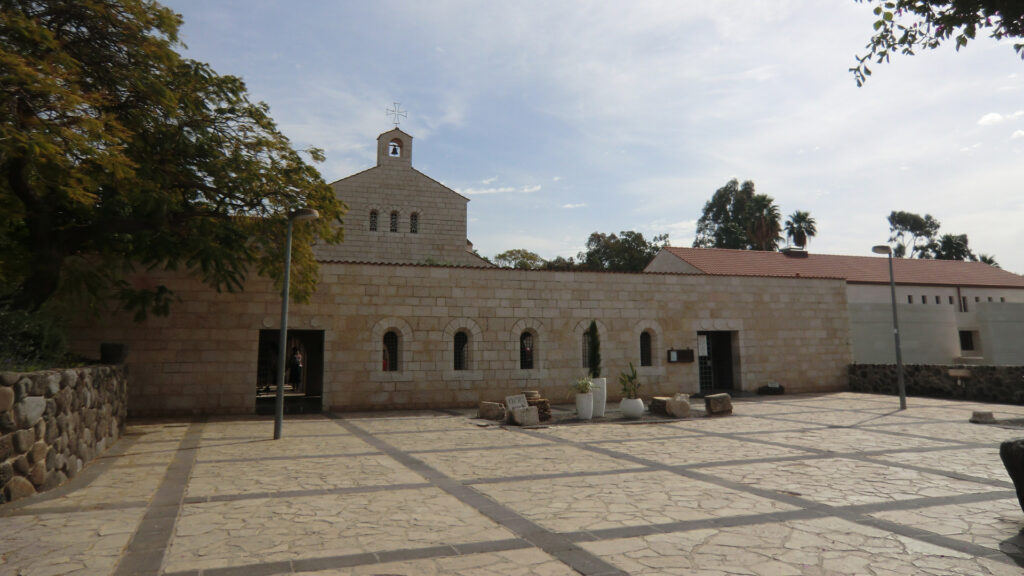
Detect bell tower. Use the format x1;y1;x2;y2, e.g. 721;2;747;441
376;127;412;167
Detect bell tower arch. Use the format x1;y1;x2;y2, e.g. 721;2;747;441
377;128;412;167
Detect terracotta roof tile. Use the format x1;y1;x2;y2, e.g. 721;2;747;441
657;247;1024;288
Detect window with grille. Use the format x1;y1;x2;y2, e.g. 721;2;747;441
383;331;399;371
389;211;398;232
519;332;534;370
369;210;378;231
410;213;419;234
581;332;590;369
454;331;468;371
640;331;652;367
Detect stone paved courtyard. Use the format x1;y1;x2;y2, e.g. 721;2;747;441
3;392;1024;575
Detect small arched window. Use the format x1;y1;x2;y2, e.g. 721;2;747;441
454;331;469;371
369;210;378;232
388;138;402;157
519;332;534;370
640;331;653;367
389;211;399;233
383;331;399;372
410;213;419;234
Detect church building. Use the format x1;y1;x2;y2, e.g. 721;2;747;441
72;128;854;416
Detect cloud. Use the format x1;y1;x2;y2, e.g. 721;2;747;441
562;203;586;209
481;176;497;184
552;176;561;182
977;111;1024;125
1013;130;1024;140
458;184;542;196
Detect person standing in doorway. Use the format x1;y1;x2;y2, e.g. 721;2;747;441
289;346;303;392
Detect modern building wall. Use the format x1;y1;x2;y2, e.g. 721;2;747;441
848;302;960;365
977;302;1024;365
68;264;852;416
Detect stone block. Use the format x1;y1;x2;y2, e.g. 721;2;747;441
0;411;14;433
0;372;19;386
13;428;35;453
0;385;13;412
4;476;36;502
42;470;66;491
1001;438;1024;514
0;433;11;460
511;406;540;426
704;393;733;416
28;441;47;464
970;411;995;423
477;401;506;421
667;394;691;418
13;454;30;475
13;396;46;428
28;461;46;486
0;460;11;486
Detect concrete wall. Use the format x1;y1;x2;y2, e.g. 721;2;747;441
977;302;1024;365
69;265;852;416
848;302;960;365
0;366;127;504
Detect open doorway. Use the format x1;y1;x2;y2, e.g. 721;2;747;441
697;331;737;394
255;329;324;414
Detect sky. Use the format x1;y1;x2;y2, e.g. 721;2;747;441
162;1;1024;274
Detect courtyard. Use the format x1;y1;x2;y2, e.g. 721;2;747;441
2;391;1024;575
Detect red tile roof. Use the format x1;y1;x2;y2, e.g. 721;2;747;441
655;247;1024;288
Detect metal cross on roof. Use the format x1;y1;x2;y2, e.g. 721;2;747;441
386;102;407;127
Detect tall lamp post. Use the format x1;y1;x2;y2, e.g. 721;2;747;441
275;208;320;439
872;245;906;410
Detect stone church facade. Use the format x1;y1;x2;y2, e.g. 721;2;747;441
70;129;852;416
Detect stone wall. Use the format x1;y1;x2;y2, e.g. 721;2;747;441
0;365;127;504
69;263;852;415
848;364;1024;404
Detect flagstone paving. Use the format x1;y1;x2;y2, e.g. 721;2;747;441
2;392;1024;575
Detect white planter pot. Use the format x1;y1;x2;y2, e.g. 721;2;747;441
620;397;644;418
576;392;594;420
591;378;607;417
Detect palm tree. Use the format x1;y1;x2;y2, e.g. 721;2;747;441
784;210;817;248
976;253;999;267
745;195;782;251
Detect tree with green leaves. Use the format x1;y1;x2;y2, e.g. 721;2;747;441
977;253;999;267
493;249;545;269
585;320;601;378
887;211;941;258
784;210;817;248
693;179;786;252
693;179;756;249
578;230;669;272
931;233;973;261
852;1;1024;86
746;195;783;252
1;0;345;320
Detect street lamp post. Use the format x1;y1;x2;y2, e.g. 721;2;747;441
275;208;320;440
872;245;906;410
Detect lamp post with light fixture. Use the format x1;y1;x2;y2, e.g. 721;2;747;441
872;244;906;410
275;208;320;439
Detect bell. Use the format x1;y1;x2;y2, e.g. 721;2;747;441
390;144;399;155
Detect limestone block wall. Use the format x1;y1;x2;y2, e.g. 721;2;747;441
69;264;851;415
316;164;485;267
849;363;1024;404
0;366;126;504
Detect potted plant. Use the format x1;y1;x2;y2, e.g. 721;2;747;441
573;375;594;420
586;320;607;417
618;362;644;418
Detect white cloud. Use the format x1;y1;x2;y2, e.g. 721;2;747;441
481;176;497;184
521;185;542;193
977;111;1024;125
552;176;561;182
562;203;586;209
459;186;516;196
1012;130;1024;140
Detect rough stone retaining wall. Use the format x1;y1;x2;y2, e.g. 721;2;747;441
848;364;1024;404
0;365;127;504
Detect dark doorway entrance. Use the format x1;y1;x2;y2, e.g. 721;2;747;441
255;329;324;414
697;331;736;394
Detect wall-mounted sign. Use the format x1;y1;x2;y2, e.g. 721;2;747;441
667;349;695;363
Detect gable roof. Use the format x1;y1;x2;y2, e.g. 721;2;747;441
652;247;1024;288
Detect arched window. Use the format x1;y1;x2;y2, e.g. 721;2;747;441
519;332;534;370
640;331;653;367
389;211;398;233
410;212;419;234
383;331;399;372
454;331;469;370
369;210;378;232
388;138;402;157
